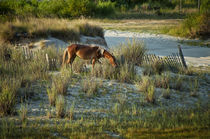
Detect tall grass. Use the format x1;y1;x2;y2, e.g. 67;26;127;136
0;78;21;116
117;40;146;66
91;40;145;83
47;69;71;106
0;43;50;116
137;76;151;92
0;18;104;43
56;95;66;118
143;60;165;75
92;60;137;83
146;84;155;103
81;78;102;97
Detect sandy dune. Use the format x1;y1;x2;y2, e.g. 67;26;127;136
105;30;210;67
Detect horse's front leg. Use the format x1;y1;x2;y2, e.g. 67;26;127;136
92;58;96;72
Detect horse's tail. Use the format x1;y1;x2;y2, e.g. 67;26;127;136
62;48;68;66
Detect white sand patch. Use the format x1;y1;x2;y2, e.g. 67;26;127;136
80;35;108;49
105;30;210;67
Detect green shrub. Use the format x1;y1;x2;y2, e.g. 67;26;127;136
95;1;115;17
168;13;209;38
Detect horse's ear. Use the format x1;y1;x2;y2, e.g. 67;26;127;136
100;48;104;55
97;47;104;55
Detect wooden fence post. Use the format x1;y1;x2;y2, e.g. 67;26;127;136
178;45;187;69
46;53;49;69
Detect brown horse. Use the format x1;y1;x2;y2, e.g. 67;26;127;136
62;44;117;71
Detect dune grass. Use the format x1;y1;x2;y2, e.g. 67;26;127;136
0;30;209;138
0;107;209;138
0;18;104;43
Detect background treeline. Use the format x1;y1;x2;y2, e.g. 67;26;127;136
0;0;115;18
0;0;209;19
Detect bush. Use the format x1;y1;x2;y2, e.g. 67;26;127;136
95;1;115;17
168;13;209;38
0;0;116;19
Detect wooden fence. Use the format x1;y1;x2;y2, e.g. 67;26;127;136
21;47;58;70
142;45;187;71
21;45;187;71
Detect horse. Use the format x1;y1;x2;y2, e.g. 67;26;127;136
62;44;117;71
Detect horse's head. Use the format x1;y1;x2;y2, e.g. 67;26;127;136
96;47;105;59
101;49;118;68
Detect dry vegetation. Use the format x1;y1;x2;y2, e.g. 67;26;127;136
0;18;104;44
0;13;209;138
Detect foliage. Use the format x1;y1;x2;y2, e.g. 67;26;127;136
0;0;116;18
95;0;115;17
168;13;209;38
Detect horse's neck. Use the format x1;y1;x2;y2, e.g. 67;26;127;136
104;51;113;59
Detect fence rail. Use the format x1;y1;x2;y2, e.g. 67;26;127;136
21;45;187;71
21;47;58;70
142;45;187;71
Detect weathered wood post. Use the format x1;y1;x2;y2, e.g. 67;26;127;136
178;45;187;69
46;53;50;70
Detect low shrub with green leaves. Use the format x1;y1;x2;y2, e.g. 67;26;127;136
0;0;116;19
167;13;209;38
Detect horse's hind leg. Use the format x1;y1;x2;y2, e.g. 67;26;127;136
67;54;76;72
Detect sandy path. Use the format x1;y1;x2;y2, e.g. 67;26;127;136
105;30;210;67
